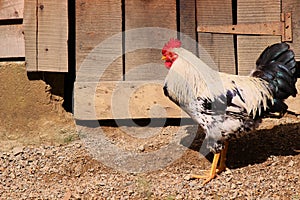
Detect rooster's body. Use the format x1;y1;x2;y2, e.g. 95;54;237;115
161;39;298;184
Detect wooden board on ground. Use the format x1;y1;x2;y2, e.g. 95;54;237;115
196;0;236;74
237;0;281;75
74;81;188;120
76;0;122;80
0;0;24;20
0;25;24;58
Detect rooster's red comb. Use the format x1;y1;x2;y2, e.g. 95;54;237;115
163;38;182;51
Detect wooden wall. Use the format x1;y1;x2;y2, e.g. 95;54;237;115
0;0;25;58
0;0;68;73
75;0;300;120
1;0;299;119
24;0;68;72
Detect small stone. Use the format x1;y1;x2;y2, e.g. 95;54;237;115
137;145;145;152
184;174;192;181
224;169;232;175
226;177;232;182
231;183;237;189
12;146;23;156
278;175;285;181
75;143;82;148
128;189;134;195
288;160;294;167
98;182;106;186
189;180;197;187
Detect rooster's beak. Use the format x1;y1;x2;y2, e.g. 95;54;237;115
161;55;166;60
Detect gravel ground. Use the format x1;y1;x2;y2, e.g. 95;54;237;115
1;115;300;199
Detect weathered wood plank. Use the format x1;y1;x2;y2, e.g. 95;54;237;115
237;0;281;75
237;36;280;75
282;0;300;61
37;0;68;72
23;0;37;71
196;0;236;74
179;0;197;55
0;25;24;58
76;0;122;80
0;0;24;20
124;0;177;81
74;81;188;120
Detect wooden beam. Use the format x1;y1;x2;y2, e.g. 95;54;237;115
237;0;281;75
74;81;188;120
0;0;24;20
196;0;236;74
0;25;25;58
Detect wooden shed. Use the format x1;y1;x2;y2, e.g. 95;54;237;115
2;0;300;120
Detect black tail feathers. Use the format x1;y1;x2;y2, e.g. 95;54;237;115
252;43;298;113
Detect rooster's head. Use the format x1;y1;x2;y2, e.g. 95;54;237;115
161;38;181;69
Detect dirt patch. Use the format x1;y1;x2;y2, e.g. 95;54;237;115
0;62;77;151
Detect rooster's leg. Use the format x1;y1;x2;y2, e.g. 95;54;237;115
217;141;228;173
191;153;220;185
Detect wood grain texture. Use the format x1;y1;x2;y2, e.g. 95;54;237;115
237;0;281;75
237;36;280;75
282;0;300;61
124;0;177;81
23;0;37;71
179;0;197;55
0;25;25;58
24;0;68;72
76;0;122;80
196;0;236;74
74;81;188;120
37;0;68;72
0;0;24;20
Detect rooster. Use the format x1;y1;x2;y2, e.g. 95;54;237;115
161;39;298;184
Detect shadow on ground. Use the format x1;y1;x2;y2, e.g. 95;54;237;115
182;121;300;169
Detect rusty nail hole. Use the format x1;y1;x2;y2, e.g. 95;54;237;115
40;4;44;10
15;11;18;15
286;25;290;29
45;48;49;51
232;27;235;31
